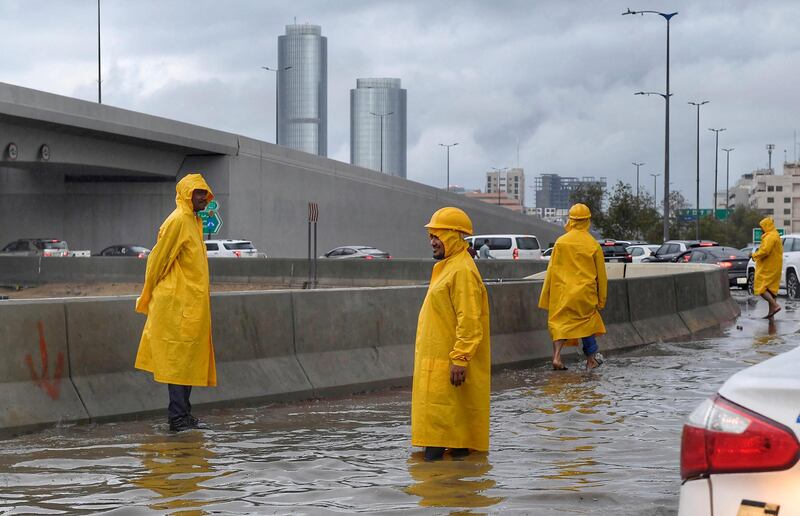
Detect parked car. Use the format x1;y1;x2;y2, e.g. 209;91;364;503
540;247;553;261
464;234;542;260
740;245;758;258
677;346;800;516
645;240;720;263
626;244;660;263
0;238;71;257
321;246;391;259
205;239;259;258
98;244;151;258
674;246;750;288
747;233;800;298
598;239;632;263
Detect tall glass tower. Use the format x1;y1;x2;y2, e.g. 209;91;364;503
350;78;407;178
277;24;327;156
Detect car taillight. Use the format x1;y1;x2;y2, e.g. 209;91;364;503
387;255;392;259
624;254;632;263
680;395;800;481
43;251;52;257
718;261;732;268
137;252;145;259
364;255;374;260
234;250;241;258
513;248;519;260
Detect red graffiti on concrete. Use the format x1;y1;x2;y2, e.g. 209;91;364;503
25;321;65;400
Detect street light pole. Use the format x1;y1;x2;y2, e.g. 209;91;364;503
722;147;734;214
689;100;709;239
709;128;726;217
262;66;292;143
491;167;508;205
650;173;661;212
370;111;394;173
97;0;102;103
632;162;644;198
624;8;678;243
439;143;458;191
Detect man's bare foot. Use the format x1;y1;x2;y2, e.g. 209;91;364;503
766;305;782;319
586;353;604;370
552;362;567;370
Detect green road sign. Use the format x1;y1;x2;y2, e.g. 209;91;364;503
752;227;785;244
199;200;222;235
676;208;730;221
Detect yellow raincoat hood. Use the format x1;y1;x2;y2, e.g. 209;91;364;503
135;173;217;387
752;217;783;295
412;209;491;451
538;203;607;342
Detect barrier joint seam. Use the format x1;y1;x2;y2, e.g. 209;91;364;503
290;292;315;396
63;304;91;420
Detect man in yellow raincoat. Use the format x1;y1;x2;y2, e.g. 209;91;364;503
135;173;217;432
751;216;783;318
538;203;607;370
412;207;491;461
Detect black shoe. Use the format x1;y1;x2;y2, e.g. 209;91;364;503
187;414;201;427
424;447;445;461
169;415;199;432
450;448;470;458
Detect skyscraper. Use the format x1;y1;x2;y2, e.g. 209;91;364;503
277;24;327;156
350;78;407;178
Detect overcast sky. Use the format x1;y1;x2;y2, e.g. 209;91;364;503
2;0;799;208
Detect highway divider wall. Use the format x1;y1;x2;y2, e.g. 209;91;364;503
0;266;739;435
0;256;546;288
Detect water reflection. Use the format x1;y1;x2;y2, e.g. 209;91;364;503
405;453;503;509
133;431;217;515
531;371;613;490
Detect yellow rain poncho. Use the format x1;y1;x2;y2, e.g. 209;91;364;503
752;217;783;296
412;208;491;452
135;174;217;387
538;203;607;342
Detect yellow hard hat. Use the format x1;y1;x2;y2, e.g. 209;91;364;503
568;203;591;220
424;207;474;235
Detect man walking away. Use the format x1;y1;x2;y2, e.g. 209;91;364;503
135;173;217;432
752;216;783;319
412;207;491;461
538;203;607;370
478;241;493;259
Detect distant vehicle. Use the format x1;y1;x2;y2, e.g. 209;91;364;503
626;244;660;263
205;239;259;258
645;240;720;263
677;346;800;516
464;234;542;260
98;245;151;259
674;246;749;288
321;245;391;259
1;238;71;257
739;245;757;258
747;233;800;298
598;239;632;263
540;247;553;261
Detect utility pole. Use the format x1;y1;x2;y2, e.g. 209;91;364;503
709;128;726;217
370;111;394;173
97;0;102;103
632;162;644;198
767;143;775;172
650;173;661;212
689;101;708;239
439;143;458;191
722;148;734;216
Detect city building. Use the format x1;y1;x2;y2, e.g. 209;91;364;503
533;174;607;221
350;78;407;178
277;23;327;156
465;191;523;212
729;163;800;233
486;168;525;206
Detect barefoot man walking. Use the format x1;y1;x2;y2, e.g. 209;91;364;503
752;216;783;319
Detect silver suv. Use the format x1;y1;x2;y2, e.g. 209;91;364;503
0;238;70;257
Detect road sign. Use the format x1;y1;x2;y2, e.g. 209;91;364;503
752;227;785;244
199;200;222;235
676;208;730;221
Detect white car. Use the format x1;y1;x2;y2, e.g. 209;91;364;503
678;346;800;515
746;233;800;298
626;244;660;263
540;247;553;261
464;234;542;260
321;246;391;259
205;239;259;258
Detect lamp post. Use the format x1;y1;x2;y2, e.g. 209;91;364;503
722;147;734;215
97;0;102;103
689;101;709;239
632;162;644;198
370;111;394;173
709;128;726;217
624;8;678;243
491;167;508;205
650;173;661;211
261;66;292;143
439;143;458;191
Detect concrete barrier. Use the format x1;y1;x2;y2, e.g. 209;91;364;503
0;266;739;435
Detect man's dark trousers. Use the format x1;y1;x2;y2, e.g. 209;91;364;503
168;384;192;421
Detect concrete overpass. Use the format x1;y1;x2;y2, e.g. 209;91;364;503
0;82;562;257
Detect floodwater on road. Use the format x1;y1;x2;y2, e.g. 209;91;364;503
0;292;797;515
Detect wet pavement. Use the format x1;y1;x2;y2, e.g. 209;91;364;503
0;292;797;515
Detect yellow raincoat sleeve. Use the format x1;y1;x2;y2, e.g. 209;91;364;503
538;260;552;310
135;217;189;315
448;269;485;367
752;233;775;261
595;245;607;310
